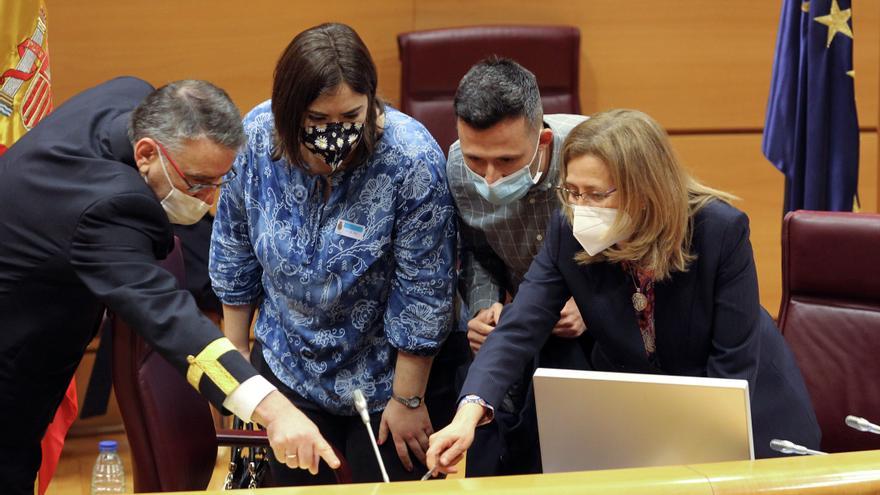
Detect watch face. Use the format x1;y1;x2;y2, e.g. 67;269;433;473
396;395;421;408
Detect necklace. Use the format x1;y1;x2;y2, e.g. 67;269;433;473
628;267;651;312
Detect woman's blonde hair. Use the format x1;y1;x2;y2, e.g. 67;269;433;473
559;109;736;280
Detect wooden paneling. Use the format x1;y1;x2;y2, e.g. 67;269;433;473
48;1;413;115
49;2;877;132
413;0;878;132
855;0;880;130
671;132;877;314
861;132;879;213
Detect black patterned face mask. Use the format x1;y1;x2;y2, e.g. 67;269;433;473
301;121;363;172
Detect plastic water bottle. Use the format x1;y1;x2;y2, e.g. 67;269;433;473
90;440;125;494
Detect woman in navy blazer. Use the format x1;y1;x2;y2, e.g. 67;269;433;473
427;109;820;472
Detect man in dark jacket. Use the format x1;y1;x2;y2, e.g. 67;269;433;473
0;77;338;493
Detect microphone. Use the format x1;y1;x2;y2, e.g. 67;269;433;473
353;389;390;483
845;415;880;435
769;439;827;456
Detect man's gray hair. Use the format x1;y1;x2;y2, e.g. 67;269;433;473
128;80;245;151
454;57;543;131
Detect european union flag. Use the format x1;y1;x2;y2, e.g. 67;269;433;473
763;0;859;214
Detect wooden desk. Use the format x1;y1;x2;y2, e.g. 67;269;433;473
153;449;880;495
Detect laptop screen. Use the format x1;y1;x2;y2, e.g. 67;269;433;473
533;368;754;473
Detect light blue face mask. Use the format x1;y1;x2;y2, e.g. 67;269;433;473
465;140;543;206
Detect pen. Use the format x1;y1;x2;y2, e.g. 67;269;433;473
420;466;438;481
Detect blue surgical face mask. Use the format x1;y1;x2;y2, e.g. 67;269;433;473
465;139;543;206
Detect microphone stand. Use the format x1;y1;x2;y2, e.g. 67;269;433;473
845;415;880;435
353;389;390;483
769;438;827;456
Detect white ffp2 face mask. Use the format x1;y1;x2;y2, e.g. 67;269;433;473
155;152;211;225
571;205;629;255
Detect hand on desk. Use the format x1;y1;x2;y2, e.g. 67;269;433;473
252;390;340;474
425;402;484;476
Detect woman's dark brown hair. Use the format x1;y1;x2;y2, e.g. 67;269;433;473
271;23;382;169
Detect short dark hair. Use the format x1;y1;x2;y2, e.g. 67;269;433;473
129;80;244;152
453;56;543;131
271;23;382;169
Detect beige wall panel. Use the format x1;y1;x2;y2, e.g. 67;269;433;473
671;131;877;316
854;0;879;131
670;134;785;314
49;1;413;113
47;2;877;131
859;132;878;212
413;0;877;131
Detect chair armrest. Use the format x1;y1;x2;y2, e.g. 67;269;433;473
216;428;270;447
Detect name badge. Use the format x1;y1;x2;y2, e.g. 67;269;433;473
335;219;365;240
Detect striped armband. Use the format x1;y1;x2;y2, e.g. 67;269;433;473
186;337;241;395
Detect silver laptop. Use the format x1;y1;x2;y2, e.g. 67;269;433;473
533;368;754;473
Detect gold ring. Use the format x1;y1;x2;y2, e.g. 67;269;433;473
286;453;298;459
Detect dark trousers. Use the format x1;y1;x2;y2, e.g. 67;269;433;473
0;444;41;495
465;333;593;477
251;343;427;485
0;315;100;495
424;331;470;431
466;384;543;477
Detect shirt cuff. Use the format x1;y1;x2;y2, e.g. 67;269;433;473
222;375;277;423
459;394;495;426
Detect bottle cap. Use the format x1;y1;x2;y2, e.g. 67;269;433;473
98;440;118;452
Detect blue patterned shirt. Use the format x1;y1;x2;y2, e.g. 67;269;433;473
210;102;457;415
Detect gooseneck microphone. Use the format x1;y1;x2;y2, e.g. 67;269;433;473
845;415;880;435
353;389;390;483
769;439;827;456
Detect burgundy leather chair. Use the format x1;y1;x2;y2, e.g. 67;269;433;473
778;210;880;453
398;25;581;153
112;237;349;491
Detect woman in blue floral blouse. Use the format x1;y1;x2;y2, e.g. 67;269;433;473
209;23;457;485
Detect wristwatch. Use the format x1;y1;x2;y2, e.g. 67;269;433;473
391;392;423;409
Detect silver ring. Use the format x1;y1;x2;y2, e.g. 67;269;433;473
286;453;298;459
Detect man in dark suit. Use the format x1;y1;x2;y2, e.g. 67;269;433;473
0;77;338;494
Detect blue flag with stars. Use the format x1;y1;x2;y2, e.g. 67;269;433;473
762;0;859;213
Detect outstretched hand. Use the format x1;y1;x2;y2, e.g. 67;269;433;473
252;391;340;474
425;402;485;476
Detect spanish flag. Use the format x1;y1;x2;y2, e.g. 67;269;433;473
1;0;52;156
2;2;75;493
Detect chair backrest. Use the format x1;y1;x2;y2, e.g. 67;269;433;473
778;210;880;453
112;237;218;492
397;25;581;153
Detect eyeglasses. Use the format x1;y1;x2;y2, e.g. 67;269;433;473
156;142;236;194
555;185;617;205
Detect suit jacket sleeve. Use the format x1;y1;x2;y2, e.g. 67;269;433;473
460;212;572;408
705;209;762;386
69;192;258;409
